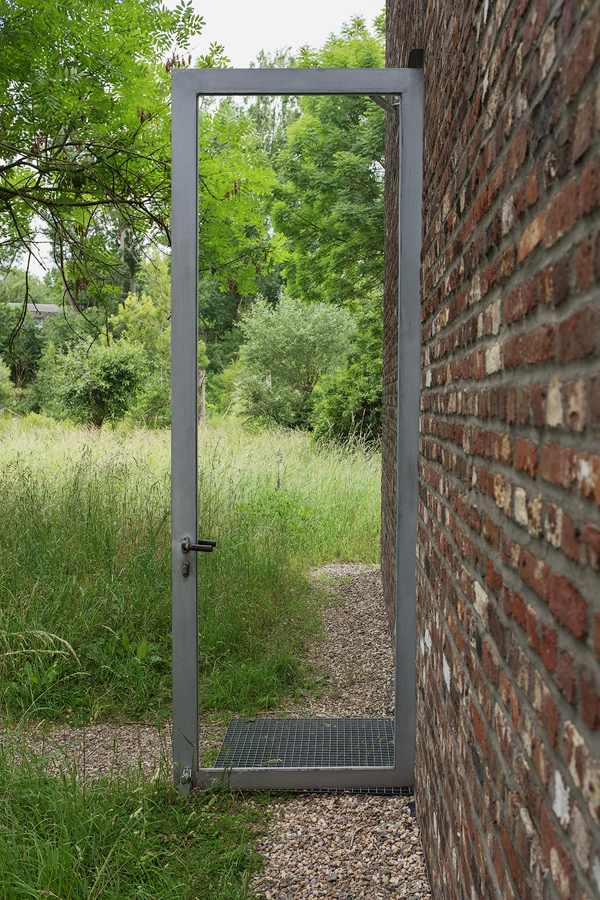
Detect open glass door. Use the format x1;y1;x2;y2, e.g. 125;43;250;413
171;67;422;794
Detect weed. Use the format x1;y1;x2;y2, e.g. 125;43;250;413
0;420;381;723
0;744;265;899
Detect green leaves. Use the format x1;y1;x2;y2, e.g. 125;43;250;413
0;0;202;299
271;17;385;308
58;339;148;427
235;293;353;428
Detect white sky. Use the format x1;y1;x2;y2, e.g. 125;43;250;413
179;0;385;68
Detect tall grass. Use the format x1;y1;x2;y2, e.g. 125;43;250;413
0;417;381;723
0;747;264;899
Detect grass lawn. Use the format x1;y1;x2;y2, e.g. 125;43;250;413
0;416;381;896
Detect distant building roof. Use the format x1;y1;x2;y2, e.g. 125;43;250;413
6;302;59;318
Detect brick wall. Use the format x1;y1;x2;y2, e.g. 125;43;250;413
384;1;600;897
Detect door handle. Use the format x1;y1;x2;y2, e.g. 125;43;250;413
181;536;217;553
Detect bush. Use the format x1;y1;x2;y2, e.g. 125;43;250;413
58;340;148;427
235;293;353;428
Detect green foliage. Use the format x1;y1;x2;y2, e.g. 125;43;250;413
311;291;383;443
0;754;264;898
110;291;171;365
0;356;16;408
235;294;353;428
0;0;206;301
197;102;282;296
0;302;46;387
244;49;300;162
0;422;380;722
23;340;64;417
271;17;385;309
58;341;148;427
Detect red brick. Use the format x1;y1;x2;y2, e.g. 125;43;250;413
579;453;600;505
592;377;600;426
518;214;545;261
531;385;547;427
489;158;506;202
513;591;526;629
498;245;516;281
557;652;576;702
514;438;538;478
473;347;485;380
526;167;539;208
539;443;576;489
508;127;528;179
584;522;600;569
558;306;596;362
493;432;513;465
573;96;595;162
540;805;575;900
504;335;525;369
548;574;589;640
580;675;600;730
526;606;541;653
576;238;593;291
501;823;523;893
582;153;600;215
564;379;586;432
519;547;549;599
540;621;558;673
545;180;580;246
561;511;581;564
563;4;600;102
525;324;556;364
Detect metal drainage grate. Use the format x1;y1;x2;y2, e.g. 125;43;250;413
215;718;395;769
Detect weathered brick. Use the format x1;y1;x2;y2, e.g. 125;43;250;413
576;238;593;292
583;522;600;569
582;153;600;215
564;379;586;432
548;575;589;640
573;96;595;162
558;306;596;362
580;675;600;730
518;214;545;261
539;443;576;489
526;324;556;364
545;180;580;246
514;438;538;478
540;621;558;673
519;547;549;599
557;652;576;702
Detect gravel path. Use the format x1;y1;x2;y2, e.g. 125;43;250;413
1;564;432;899
248;565;431;900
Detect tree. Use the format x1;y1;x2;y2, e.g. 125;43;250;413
0;356;16;409
0;0;208;301
271;17;385;309
0;302;46;388
234;293;353;429
58;341;148;427
311;290;383;443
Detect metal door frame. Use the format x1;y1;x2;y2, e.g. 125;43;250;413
171;67;423;792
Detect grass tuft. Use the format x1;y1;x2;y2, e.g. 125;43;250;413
0;745;265;899
0;419;381;723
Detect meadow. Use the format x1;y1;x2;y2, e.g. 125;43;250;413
0;417;381;898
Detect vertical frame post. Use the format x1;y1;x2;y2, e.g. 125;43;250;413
171;72;200;793
394;74;423;784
